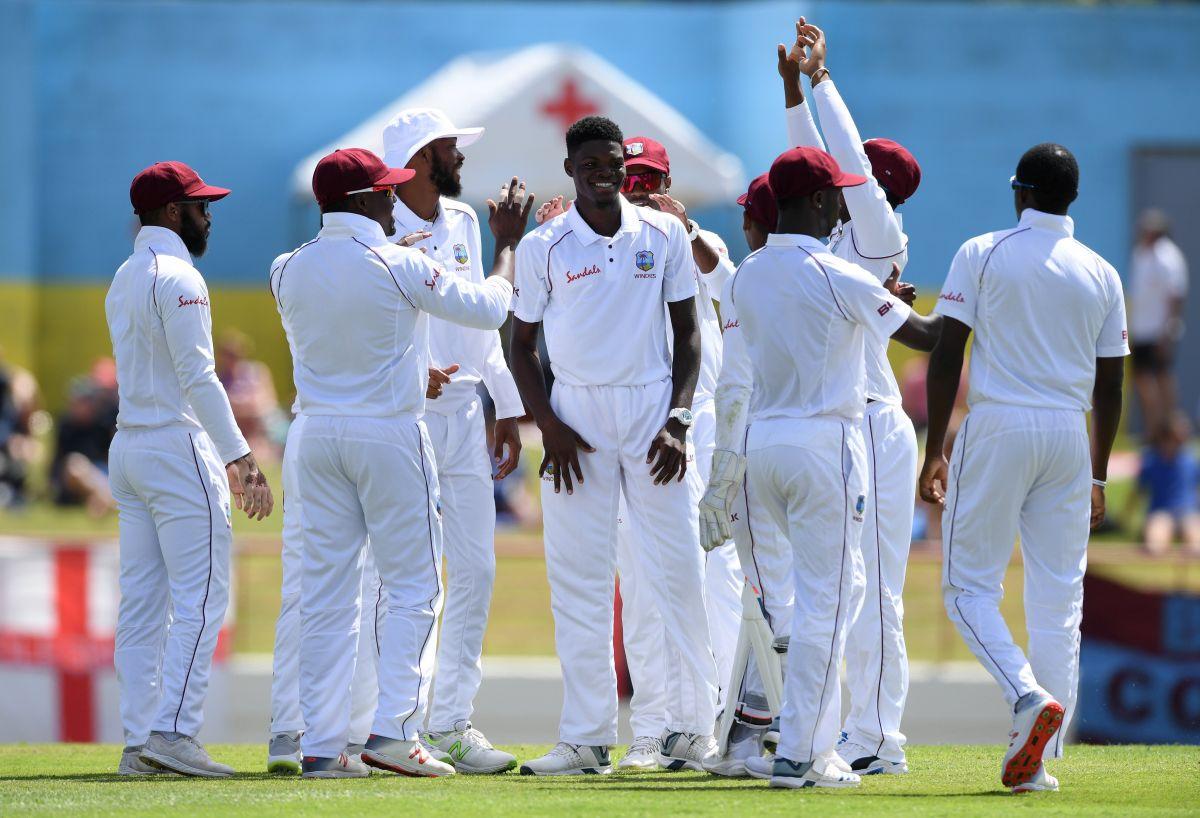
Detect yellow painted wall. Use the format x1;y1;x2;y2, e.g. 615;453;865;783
2;281;295;412
4;281;939;414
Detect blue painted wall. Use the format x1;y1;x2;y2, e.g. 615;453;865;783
2;0;1198;287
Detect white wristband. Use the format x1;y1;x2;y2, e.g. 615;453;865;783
1092;478;1107;488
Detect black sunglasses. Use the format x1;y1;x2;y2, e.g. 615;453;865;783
176;198;211;215
1009;175;1036;191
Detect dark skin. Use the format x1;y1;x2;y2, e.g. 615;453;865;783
623;166;722;275
399;137;530;480
921;185;1117;530
511;139;700;493
776;190;938;349
140;198;273;519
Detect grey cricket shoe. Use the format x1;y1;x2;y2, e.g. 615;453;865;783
423;722;517;774
118;746;173;776
139;732;234;778
267;731;303;775
657;731;718;772
519;742;612;776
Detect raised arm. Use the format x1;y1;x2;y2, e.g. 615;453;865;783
779;18;825;149
800;23;905;265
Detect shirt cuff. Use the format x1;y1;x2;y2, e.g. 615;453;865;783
1097;344;1131;358
933;301;975;329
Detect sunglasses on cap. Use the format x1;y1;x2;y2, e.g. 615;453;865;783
622;171;665;194
1010;175;1037;191
345;185;397;201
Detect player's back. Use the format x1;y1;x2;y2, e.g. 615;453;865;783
105;227;203;432
937;209;1127;412
271;215;429;418
732;235;873;423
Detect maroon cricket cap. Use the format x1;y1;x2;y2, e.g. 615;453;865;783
129;161;230;215
736;173;778;233
311;148;416;207
864;138;921;205
623;136;670;174
768;147;867;202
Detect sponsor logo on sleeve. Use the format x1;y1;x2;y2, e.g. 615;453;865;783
178;294;210;307
877;302;892;317
424;267;443;290
939;291;967;303
722;319;739;331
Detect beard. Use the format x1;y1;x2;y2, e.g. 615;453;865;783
430;152;463;197
180;211;208;257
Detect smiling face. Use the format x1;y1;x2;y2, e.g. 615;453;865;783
622;166;669;207
565;139;626;208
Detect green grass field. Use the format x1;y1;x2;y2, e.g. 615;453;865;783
3;744;1197;817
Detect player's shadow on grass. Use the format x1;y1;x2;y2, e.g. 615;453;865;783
0;772;288;783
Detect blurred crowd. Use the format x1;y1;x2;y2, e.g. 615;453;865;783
0;209;1194;551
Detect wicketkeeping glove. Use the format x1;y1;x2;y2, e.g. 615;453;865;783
698;449;747;552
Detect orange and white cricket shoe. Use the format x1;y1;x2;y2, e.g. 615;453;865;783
1001;691;1064;789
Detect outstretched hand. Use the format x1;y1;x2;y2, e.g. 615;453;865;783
794;21;827;77
776;17;808;84
884;263;918;306
487;177;536;246
535;195;571;225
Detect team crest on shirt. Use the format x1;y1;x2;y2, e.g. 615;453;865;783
853;494;866;522
453;243;469;265
635;250;655;272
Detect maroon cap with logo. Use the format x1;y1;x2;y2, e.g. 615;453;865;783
623;136;670;174
130;161;230;215
864;138;921;205
311;148;417;207
736;173;777;233
768;147;867;202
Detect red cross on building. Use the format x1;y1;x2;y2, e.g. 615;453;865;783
539;78;600;130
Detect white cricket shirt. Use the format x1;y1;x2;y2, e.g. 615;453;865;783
1127;235;1188;342
270;212;512;418
935;208;1130;412
105;226;250;464
787;83;909;406
391;197;524;419
513;196;697;387
729;233;910;433
693;227;736;406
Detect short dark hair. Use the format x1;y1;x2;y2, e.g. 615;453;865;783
566;116;624;154
1015;143;1079;214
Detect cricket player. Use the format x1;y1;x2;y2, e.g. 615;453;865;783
510;116;719;775
381;108;525;774
779;21;924;775
701;146;940;789
532;135;741;772
919;143;1127;794
108;161;274;777
270;148;530;778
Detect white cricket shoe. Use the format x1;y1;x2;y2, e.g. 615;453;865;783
618;735;662;771
301;752;371;779
770;756;862;789
657;731;718;772
267;731;302;775
703;726;762;777
836;740;908;775
745;753;774;780
118;747;173;775
362;735;456;777
519;742;612;776
1012;763;1059;794
1001;691;1064;789
423;723;517;774
139;733;234;778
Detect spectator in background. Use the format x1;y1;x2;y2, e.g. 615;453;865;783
50;360;119;517
216;329;285;461
0;357;39;508
1128;209;1188;437
1137;411;1200;557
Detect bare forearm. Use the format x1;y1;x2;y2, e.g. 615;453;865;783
893;313;943;353
1091;377;1124;482
490;243;517;286
690;235;721;275
925;342;963;459
670;329;700;412
508;338;554;428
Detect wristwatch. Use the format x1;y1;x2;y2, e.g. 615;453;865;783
668;407;695;427
686;219;700;241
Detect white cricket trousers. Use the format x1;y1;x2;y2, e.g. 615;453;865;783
942;403;1090;759
270;416;384;744
746;417;867;764
843;400;918;761
295;414;443;759
110;426;231;745
542;380;718;745
422;397;498;732
616;398;741;737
